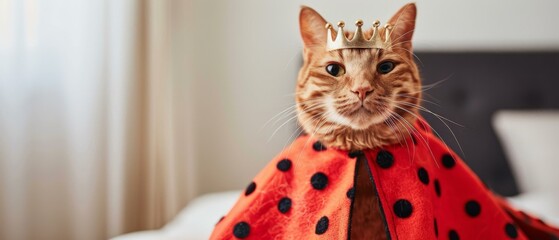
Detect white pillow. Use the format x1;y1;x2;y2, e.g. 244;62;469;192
493;110;559;194
493;110;559;224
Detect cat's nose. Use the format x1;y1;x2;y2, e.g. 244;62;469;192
351;86;373;101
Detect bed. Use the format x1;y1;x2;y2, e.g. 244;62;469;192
114;52;559;239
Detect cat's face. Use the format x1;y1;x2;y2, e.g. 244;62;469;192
296;4;421;150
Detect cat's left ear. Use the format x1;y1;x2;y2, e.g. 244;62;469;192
387;3;417;55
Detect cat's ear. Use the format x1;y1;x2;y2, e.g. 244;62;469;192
387;3;417;55
299;6;328;49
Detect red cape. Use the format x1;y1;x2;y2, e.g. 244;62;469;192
211;119;559;239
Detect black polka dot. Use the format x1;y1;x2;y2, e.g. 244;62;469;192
505;223;518;238
311;172;328;190
465;200;481;217
277;197;292;214
233;221;250;239
393;199;413;218
434;179;441;197
442;154;456;169
448;229;460;240
346;187;355;199
376;150;394;168
348;150;364;158
276;159;292;172
313;141;327;151
418;167;429;185
434;219;438;237
245;182;256;196
315;216;329;235
550;233;559;240
216;216;225;225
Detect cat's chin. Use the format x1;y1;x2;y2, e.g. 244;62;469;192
308;122;402;151
300;109;415;150
346;109;389;130
328;104;389;131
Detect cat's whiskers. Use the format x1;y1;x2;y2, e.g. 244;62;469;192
266;99;324;129
282;107;326;153
392;76;455;109
298;112;330;160
421;76;453;91
381;110;411;154
386;107;437;167
283;110;322;155
266;101;324;142
393;101;466;158
378;96;434;159
397;101;463;127
396;76;452;98
375;98;415;157
390;46;424;66
389;102;454;166
282;90;315;97
261;98;318;130
260;105;297;131
391;119;406;146
395;94;440;107
268;114;301;143
266;108;302;133
383;109;416;162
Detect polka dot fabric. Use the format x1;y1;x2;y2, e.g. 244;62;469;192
211;118;559;239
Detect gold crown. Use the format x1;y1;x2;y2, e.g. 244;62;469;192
325;19;393;51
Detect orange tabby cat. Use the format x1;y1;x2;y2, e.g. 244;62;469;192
212;5;559;239
297;3;420;151
298;4;418;239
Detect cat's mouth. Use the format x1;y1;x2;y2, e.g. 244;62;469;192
348;106;373;116
344;105;374;119
324;95;395;130
334;100;392;130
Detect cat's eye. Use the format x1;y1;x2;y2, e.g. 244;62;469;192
325;63;345;77
377;61;395;74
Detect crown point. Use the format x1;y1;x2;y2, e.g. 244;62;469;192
337;21;345;28
355;19;363;27
384;24;393;30
325;17;391;51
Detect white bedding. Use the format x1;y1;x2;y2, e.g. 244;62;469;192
112;191;241;240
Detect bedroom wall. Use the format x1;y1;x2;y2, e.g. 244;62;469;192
173;0;559;194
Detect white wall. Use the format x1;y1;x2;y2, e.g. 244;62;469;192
174;0;559;194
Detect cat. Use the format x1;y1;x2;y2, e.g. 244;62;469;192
297;4;418;239
211;3;559;239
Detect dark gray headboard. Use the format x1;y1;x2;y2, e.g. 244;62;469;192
416;52;559;196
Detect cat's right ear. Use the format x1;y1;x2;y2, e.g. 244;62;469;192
299;6;328;49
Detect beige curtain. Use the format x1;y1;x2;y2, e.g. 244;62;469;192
0;0;196;239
